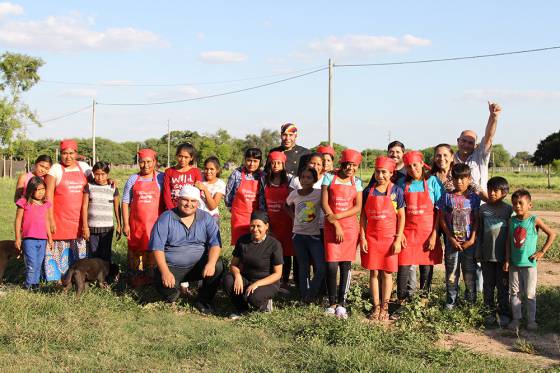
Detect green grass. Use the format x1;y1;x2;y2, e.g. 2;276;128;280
1;169;559;371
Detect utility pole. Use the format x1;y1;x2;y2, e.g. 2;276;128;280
167;119;171;168
328;58;333;146
92;98;96;165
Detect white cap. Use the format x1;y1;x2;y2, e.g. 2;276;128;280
177;185;201;201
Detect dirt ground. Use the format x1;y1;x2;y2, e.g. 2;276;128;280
534;210;560;226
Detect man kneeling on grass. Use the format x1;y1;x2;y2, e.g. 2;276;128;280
149;185;224;314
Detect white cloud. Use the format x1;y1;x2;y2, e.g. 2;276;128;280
199;51;248;64
0;2;23;17
299;33;431;58
195;32;205;40
462;89;560;102
0;11;166;52
60;88;97;97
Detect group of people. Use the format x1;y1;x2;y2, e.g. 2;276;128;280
12;102;557;330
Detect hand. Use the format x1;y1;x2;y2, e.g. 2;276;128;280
425;233;437;251
115;225;122;240
194;181;207;191
449;238;462;251
15;238;22;253
161;270;175;288
360;237;368;253
461;238;475;250
50;221;56;234
123;224;130;237
202;262;216;278
108;178;117;188
502;262;509;272
530;251;545;262
326;214;337;224
82;226;90;241
392;238;402;255
233;274;244;295
246;281;260;295
335;223;344;243
401;234;408;249
488;101;502;117
48;239;53;249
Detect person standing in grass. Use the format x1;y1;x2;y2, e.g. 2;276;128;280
286;167;325;302
14;154;53;202
438;163;480;309
163;143;203;210
268;123;310;177
322;149;363;319
81;161;121;263
15;176;53;289
195;156;225;225
504;189;556;331
360;156;405;321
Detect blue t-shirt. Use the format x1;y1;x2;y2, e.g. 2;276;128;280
437;192;481;243
322;173;363;192
149;208;220;269
404;176;444;205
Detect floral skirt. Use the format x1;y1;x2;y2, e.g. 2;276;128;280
44;238;88;281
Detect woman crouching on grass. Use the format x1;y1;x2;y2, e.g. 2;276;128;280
360;156;405;321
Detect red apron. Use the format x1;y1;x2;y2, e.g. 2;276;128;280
128;172;162;252
265;182;294;256
53;163;87;240
230;170;259;246
360;182;398;272
323;175;359;262
399;180;442;265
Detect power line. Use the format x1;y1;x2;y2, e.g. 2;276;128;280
40;104;92;123
96;66;328;106
334;45;560;67
40;65;326;87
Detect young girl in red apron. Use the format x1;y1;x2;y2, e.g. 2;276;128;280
263;151;295;289
226;148;264;246
122;149;164;287
397;151;443;303
322;149;363;319
360;156;405;321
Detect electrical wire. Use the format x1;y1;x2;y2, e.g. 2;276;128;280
96;66;328;106
40;104;92;123
334;46;560;67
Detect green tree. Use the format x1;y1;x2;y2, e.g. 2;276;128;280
243;128;279;156
532;130;560;188
510;151;532;167
489;144;511;167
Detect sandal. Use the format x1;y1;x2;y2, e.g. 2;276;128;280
368;304;381;321
378;301;389;321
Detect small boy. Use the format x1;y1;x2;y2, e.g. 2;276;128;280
438;163;481;309
476;177;513;326
504;189;556;331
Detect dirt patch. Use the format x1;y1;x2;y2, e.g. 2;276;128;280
534;210;560;227
536;261;560;287
439;329;560;368
530;192;560;201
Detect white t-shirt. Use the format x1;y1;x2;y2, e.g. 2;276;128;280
289;174;324;190
286;189;322;236
199;178;226;216
48;162;92;186
454;136;491;193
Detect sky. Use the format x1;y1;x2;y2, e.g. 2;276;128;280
1;1;559;154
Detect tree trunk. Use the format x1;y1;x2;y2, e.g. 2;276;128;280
548;163;551;189
9;156;13;178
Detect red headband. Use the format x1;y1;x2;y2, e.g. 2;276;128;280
280;123;297;134
375;156;396;172
268;151;287;163
138;148;157;160
59;139;78;151
403;151;424;165
316;145;335;157
340;149;362;164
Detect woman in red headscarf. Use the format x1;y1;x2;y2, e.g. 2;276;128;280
122;148;164;286
45;139;92;282
360;156;405;321
262;151;295;290
396;151;443;304
321;149;363;319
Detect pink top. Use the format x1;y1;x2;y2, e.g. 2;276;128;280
16;198;51;239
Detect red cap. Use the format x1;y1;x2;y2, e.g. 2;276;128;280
316;145;335;157
137;148;157;160
59;139;78;151
403;151;424;165
340;149;362;164
268;151;287;162
375;156;396;172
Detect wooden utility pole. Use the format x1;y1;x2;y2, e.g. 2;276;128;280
92;99;96;165
167;119;171;168
328;58;333;146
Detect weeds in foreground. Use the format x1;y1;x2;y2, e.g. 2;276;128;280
513;338;537;355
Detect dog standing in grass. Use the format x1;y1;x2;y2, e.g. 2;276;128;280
0;240;20;282
63;258;119;296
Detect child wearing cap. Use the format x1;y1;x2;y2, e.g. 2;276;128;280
321;148;363;319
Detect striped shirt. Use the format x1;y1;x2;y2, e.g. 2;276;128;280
85;183;119;228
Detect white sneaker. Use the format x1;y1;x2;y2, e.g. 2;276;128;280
229;313;242;320
335;306;348;319
264;299;273;312
325;306;336;316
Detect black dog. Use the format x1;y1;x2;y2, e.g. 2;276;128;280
63;258;119;296
0;240;19;282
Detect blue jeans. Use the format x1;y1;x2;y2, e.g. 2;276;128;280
22;238;47;287
293;234;326;300
444;241;476;305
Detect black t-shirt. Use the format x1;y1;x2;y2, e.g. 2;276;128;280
232;234;284;281
269;144;311;176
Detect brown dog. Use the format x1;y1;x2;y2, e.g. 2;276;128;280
63;258;119;296
0;240;19;282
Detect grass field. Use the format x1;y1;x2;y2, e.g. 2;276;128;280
0;169;559;372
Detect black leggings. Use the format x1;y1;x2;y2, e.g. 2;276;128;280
282;256;299;285
326;261;352;306
396;265;434;300
223;273;279;312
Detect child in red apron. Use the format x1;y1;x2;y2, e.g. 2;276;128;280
322;149;363;319
316;145;336;173
360;156;405;321
122;148;164;287
225;148;264;246
263;151;295;290
163;143;203;209
397;151;443;304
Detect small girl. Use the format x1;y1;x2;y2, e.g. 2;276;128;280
316;145;335;173
195;156;226;223
360;156;405;321
263;151;295;291
286;167;325;302
163;143;203;210
15;176;53;289
81;161;122;262
290;152;325;190
322;149;363;319
14;154;53;202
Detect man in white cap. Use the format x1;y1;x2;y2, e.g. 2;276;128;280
150;185;224;314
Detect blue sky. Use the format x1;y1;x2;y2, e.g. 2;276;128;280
1;1;559;154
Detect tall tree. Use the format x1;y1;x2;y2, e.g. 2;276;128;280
532;130;560;188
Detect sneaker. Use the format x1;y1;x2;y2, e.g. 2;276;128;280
508;319;520;331
445;303;455;311
325;306;336;316
264;299;273;313
229;313;242;320
194;301;213;315
335;305;348;320
526;321;538;331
